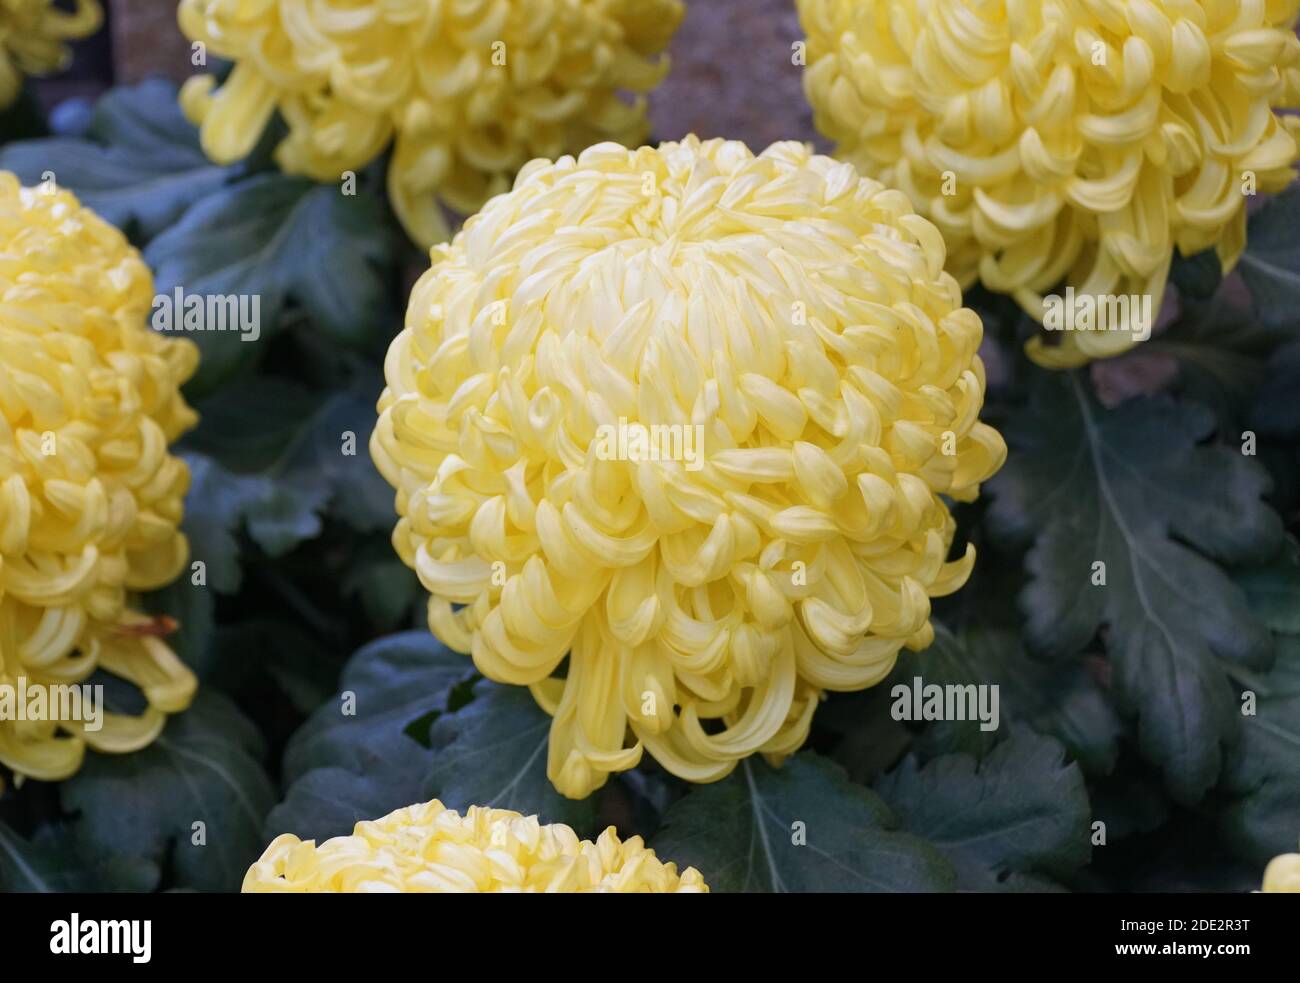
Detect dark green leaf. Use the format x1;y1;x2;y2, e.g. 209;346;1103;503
899;626;1121;775
423;680;594;832
0;822;91;892
875;733;1092;891
1250;340;1300;438
295;389;394;534
185;377;322;472
0;80;230;242
652;753;955;892
818;685;913;783
269;632;471;842
341;540;421;631
242;476;330;558
987;373;1282;801
60;692;275;892
1237;185;1300;330
1170;248;1223;302
1233;538;1300;636
176;384;389;573
1218;633;1300;864
179;453;266;593
1145;299;1287;433
144;174;395;395
183;379;392;557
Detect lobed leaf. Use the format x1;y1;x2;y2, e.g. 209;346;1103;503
145;174;396;395
268;633;471;843
1237;185;1300;330
875;733;1092;891
987;373;1282;801
59;692;275;892
0;80;231;242
652;753;955;893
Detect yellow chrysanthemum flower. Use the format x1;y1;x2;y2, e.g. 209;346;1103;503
1261;846;1300;891
176;0;684;248
798;0;1300;367
0;172;199;784
0;0;101;109
371;136;1006;799
244;799;708;892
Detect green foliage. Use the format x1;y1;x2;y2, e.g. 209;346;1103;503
651;738;1089;893
1234;538;1300;635
0;823;90;892
146;175;396;395
0;81;230;241
1218;634;1300;864
897;627;1121;776
59;693;275;892
182;379;394;559
1237;185;1300;329
1217;545;1300;865
653;754;955;892
987;372;1282;802
267;633;469;843
876;734;1091;891
1170;248;1223;302
425;681;597;832
1252;341;1300;439
1145;298;1289;434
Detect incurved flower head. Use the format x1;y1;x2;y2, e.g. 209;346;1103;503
1261;845;1300;892
244;799;708;892
798;0;1300;367
177;0;684;247
0;0;101;109
372;136;1006;799
0;172;199;783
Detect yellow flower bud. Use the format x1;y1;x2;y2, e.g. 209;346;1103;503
372;136;1006;799
244;799;707;892
0;172;199;784
0;0;101;109
1261;847;1300;892
798;0;1300;367
177;0;684;247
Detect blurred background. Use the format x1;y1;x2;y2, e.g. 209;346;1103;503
47;0;825;151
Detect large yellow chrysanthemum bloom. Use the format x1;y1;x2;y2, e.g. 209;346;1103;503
177;0;684;248
244;799;708;892
798;0;1300;367
0;0;101;109
0;172;199;784
1261;846;1300;891
372;136;1006;799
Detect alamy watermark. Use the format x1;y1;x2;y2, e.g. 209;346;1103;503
1043;288;1152;341
151;287;261;342
594;417;705;471
50;914;151;963
0;680;103;731
890;676;1000;732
